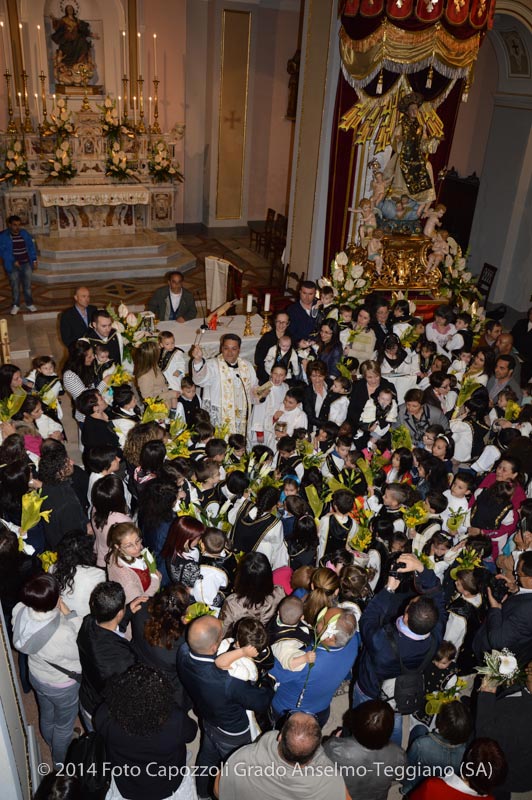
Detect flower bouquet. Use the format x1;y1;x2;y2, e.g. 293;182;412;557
349;499;373;553
38;551;58;572
402;501;430;529
391;424;413;451
100;96;121;141
452;376;484;419
49;98;77;137
399;324;419;350
107;364;134;388
449;546;482;580
183;602;216;624
166;419;193;460
0;140;30;185
141;547;158;575
476;648;523;688
319;249;370;306
0;392;26;422
141;396;169;424
438;238;482;306
446;509;469;537
45;139;77;182
425;675;468;716
106;302;156;361
505;400;521;422
148;141;183;184
297;438;325;471
105;141;138;181
21;490;52;533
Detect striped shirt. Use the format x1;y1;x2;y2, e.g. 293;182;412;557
10;232;30;264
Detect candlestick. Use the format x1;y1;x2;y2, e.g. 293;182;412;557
36;24;44;73
39;71;50;130
121;76;129;122
133;95;137;126
148;96;152;129
264;293;271;313
246;294;253;313
152;77;161;133
260;311;272;336
137;78;146;133
21;70;33;132
121;30;127;74
153;33;158;77
137;31;142;77
0;22;8;71
243;312;254;337
118;95;122;122
4;71;17;133
34;92;40;124
18;90;23;122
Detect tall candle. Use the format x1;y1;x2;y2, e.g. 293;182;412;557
264;293;271;313
246;294;253;313
18;90;23;120
148;96;152;127
19;23;25;71
36;24;44;73
118;95;122;121
153;33;157;77
34;93;40;124
52;93;56;113
137;31;142;76
133;95;137;125
121;30;126;75
0;22;8;70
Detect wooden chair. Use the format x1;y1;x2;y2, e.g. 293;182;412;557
249;208;275;251
263;213;287;261
477;263;498;303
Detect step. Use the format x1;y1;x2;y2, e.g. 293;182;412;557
33;255;196;284
36;244;189;271
36;231;175;260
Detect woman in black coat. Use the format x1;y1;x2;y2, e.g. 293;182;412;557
347;360;395;429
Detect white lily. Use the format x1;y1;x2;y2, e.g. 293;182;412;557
335;251;348;266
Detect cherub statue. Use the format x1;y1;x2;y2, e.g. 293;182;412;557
355;198;380;242
423;203;447;238
369;170;390;208
366;228;384;274
426;228;449;270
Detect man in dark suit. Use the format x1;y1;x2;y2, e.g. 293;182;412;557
287;280;319;345
59;286;97;347
147;270;197;322
474;551;532;667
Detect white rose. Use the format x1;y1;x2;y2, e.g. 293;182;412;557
344;278;355;292
335;251;348;266
333;268;344;283
462;271;472;282
7;160;16;170
499;653;518;676
351;264;364;279
155;154;162;163
56;148;63;158
445;255;453;268
126;312;138;327
118;303;129;318
104;97;113;108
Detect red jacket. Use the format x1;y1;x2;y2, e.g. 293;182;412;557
410;777;494;800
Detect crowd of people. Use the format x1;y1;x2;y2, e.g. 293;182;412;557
3;275;532;800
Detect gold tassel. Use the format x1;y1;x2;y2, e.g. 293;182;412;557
426;64;433;89
376;70;383;96
462;73;470;103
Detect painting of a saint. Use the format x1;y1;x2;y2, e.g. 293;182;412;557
47;2;104;90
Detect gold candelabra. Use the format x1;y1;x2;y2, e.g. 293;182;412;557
4;71;18;134
137;76;146;133
243;312;254;337
21;71;33;132
38;71;50;131
260;311;272;335
152;77;161;134
122;74;129;123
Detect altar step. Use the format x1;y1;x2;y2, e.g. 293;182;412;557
33;231;196;285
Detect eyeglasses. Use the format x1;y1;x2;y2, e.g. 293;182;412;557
121;538;142;550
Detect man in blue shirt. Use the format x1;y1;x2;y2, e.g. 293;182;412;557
287;280;319;345
177;615;273;799
271;608;359;727
0;215;38;315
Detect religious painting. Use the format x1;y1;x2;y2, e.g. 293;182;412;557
44;0;105;94
151;191;173;224
500;29;530;78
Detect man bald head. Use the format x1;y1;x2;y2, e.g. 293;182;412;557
497;332;514;356
278;711;322;766
188;615;222;655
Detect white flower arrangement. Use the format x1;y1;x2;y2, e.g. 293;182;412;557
148;140;183;184
106;301;156;360
0;139;29;185
476;648;523;688
49;97;77;137
319;250;370;307
105;141;138;181
438;237;482;308
45;138;77;182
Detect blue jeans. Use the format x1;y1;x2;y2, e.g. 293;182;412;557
8;262;33;306
353;682;403;746
30;672;79;766
196;722;251;798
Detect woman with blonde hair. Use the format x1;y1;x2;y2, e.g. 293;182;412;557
105;521;161;605
134;340;177;409
303;567;340;626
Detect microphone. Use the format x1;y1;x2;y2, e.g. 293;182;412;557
195;291;209;331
